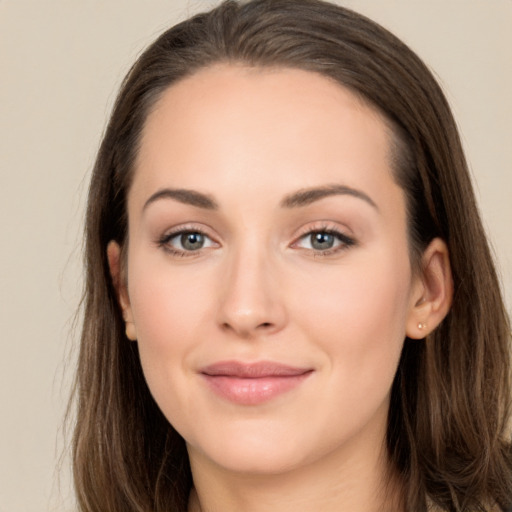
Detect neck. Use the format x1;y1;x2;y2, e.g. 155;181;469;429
187;440;404;512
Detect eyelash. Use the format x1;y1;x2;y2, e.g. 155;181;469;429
292;224;356;257
156;224;356;258
157;225;217;258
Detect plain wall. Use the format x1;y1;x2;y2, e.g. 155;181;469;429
0;1;510;510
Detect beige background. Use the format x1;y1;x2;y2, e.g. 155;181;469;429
0;1;510;510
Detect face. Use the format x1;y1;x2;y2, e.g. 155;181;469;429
115;65;424;476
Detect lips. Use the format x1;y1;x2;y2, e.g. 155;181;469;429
200;361;313;405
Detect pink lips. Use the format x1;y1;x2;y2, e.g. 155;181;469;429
200;361;313;405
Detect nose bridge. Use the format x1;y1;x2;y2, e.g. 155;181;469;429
218;236;285;336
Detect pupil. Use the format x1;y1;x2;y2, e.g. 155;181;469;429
181;232;204;250
311;232;334;250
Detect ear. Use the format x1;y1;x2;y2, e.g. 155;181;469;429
406;238;453;340
107;241;137;341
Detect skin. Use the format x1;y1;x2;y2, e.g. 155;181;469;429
108;65;452;512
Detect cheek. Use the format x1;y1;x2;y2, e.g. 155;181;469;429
291;250;411;384
126;257;214;388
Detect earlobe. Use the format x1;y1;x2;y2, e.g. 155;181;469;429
107;241;137;341
406;238;453;340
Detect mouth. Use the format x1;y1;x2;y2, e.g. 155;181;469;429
199;361;313;405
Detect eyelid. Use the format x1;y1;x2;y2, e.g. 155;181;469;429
155;221;356;258
157;223;220;256
290;221;356;255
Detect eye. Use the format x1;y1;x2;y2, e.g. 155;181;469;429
308;232;337;251
177;232;207;251
159;229;217;255
294;229;355;255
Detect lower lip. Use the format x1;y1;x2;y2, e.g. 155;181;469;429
201;373;312;405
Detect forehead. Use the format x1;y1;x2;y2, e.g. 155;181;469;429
132;65;400;211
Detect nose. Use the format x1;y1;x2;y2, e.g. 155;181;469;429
217;246;287;338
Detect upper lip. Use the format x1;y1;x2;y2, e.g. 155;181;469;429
200;361;312;378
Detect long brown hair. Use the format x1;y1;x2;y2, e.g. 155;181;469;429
71;1;512;510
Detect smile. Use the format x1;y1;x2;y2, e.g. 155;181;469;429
200;361;314;405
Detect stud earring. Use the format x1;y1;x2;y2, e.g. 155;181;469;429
418;322;427;330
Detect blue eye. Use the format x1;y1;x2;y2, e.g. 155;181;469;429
160;230;216;254
179;232;206;251
309;232;336;251
296;230;355;253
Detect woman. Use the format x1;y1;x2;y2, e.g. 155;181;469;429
71;0;512;510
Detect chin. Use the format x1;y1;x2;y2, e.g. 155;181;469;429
186;420;317;476
197;445;308;476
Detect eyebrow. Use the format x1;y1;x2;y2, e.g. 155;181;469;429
143;188;219;211
281;184;378;210
142;183;377;213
